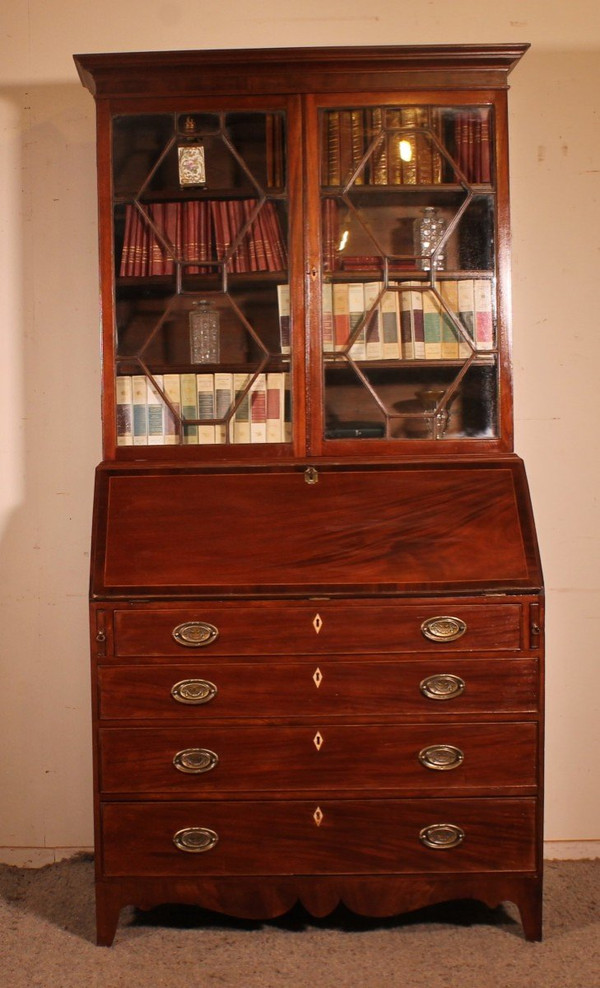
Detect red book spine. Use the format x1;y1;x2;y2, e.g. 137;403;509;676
120;204;134;277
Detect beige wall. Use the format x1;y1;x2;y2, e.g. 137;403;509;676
0;0;598;865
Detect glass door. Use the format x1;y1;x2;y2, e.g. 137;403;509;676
110;100;295;451
312;98;500;447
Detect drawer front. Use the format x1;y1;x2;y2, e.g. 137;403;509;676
112;601;523;657
99;723;537;794
99;659;539;720
102;797;537;877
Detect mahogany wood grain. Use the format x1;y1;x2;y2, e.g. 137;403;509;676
95;463;541;596
98;657;540;719
111;599;524;656
101;798;537;877
95;872;542;946
78;45;543;948
99;722;537;794
74;45;529;101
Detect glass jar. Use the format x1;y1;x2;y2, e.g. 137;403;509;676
413;207;447;271
189;299;220;364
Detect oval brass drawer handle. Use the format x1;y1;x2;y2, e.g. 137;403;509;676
418;744;465;771
421;616;467;643
173;748;219;774
172;621;219;648
420;674;465;701
171;679;218;705
173;827;219;854
419;823;465;850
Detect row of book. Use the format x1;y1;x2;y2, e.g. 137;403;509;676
320;279;494;361
321;106;491;187
119;199;288;278
116;372;291;446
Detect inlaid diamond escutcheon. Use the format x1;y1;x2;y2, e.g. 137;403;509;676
313;731;324;751
313;807;324;827
313;613;323;634
313;668;323;688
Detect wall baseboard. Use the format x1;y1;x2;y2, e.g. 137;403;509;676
543;840;600;860
0;847;93;868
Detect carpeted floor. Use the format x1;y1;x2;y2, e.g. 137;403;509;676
0;856;598;987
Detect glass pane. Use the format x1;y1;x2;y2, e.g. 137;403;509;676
112;110;290;448
320;103;498;443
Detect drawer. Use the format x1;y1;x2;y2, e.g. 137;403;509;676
101;797;537;877
112;600;524;657
98;659;539;720
99;723;537;794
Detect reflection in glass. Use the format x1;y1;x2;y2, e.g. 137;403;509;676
111;109;290;447
320;102;498;443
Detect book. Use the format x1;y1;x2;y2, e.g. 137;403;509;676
321;282;335;353
180;372;198;444
399;109;418;185
479;108;491;183
163;201;180;274
249;373;267;443
232;372;252;444
422;291;443;360
441;280;461;359
263;201;288;271
364;281;384;360
350;109;365;185
332;282;350;352
473;278;494;350
266;372;285;442
456;279;475;355
146;374;165;444
115;376;133;446
182;201;198;274
149;202;166;275
380;287;402;360
197;374;215;444
118;196;289;279
162;373;181;444
322;198;339;273
338;110;355;187
368;108;387;185
277;284;291;355
132;207;148;277
214;372;233;444
386;109;404;185
241;198;259;272
132;375;148;445
284;371;292;443
348;282;366;359
409;282;425;359
399;288;415;359
324;110;341;186
119;205;134;277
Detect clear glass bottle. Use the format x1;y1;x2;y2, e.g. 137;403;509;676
413;207;447;271
189;299;220;363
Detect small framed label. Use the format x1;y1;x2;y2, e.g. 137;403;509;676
178;144;206;187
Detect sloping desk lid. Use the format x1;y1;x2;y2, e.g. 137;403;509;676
91;459;543;599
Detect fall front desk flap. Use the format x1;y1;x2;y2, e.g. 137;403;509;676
91;459;542;598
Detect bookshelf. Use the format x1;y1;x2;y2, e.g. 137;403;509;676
78;55;512;457
76;45;544;946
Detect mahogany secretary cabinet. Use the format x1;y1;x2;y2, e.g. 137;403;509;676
74;44;544;945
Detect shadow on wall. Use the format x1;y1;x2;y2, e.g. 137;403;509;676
0;82;100;853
